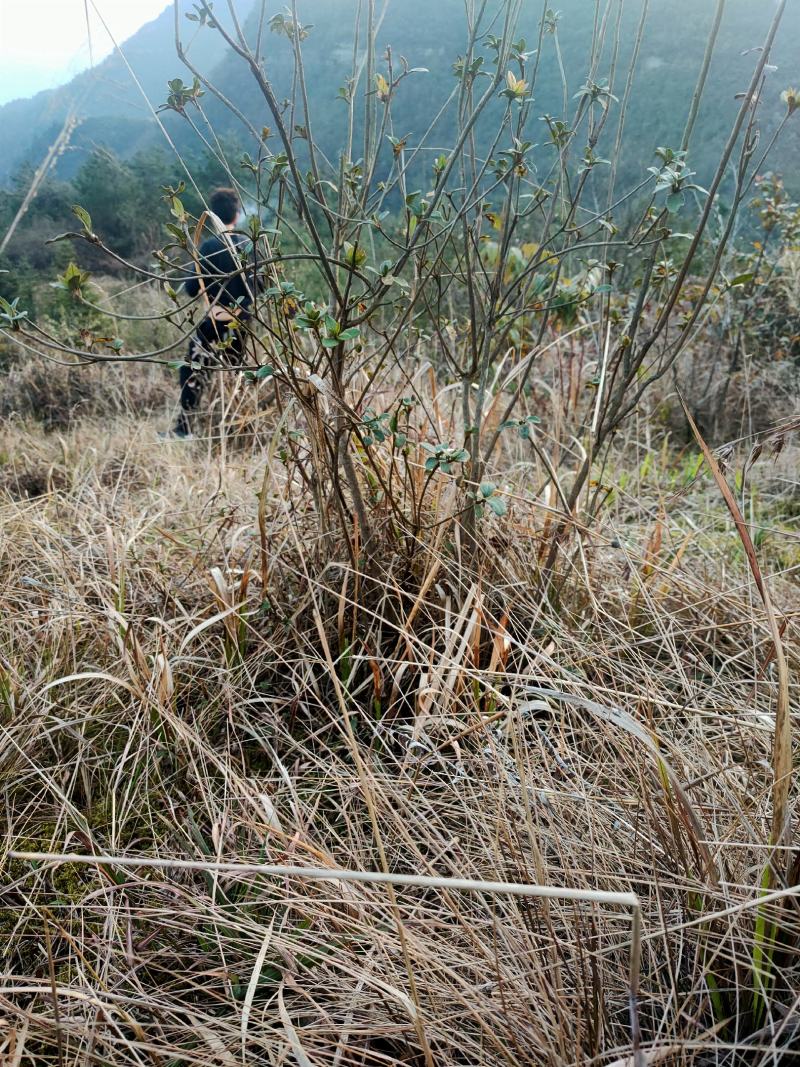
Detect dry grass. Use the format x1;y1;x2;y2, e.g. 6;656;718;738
1;352;799;1067
0;277;182;430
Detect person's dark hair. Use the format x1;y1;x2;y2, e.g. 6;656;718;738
209;187;240;225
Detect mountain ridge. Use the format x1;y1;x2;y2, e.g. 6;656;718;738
1;0;798;194
0;1;254;182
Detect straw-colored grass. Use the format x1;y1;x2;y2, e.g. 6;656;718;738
1;351;799;1067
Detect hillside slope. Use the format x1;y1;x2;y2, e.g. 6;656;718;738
1;0;797;192
202;0;800;190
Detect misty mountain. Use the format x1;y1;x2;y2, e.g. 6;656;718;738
200;0;800;193
0;1;255;182
1;0;797;193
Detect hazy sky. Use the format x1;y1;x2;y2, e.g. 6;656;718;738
0;0;169;105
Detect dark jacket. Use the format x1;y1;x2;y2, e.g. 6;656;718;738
185;232;253;313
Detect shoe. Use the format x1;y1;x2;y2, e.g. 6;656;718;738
158;426;194;441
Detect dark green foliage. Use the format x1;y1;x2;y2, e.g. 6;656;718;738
0;0;797;193
73;152;142;258
0;143;236;318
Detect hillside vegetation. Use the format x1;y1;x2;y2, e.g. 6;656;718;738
0;0;798;188
2;322;799;1065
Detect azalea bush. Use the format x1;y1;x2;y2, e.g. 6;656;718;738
1;0;791;564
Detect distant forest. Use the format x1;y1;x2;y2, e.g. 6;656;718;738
1;0;798;313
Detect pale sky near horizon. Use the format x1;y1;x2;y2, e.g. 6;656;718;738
0;0;170;105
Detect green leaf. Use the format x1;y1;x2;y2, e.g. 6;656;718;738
479;481;496;498
487;496;507;516
253;364;274;379
165;223;186;242
729;272;755;288
56;261;91;294
321;337;340;348
338;326;360;341
72;204;92;232
666;190;685;214
342;241;367;268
